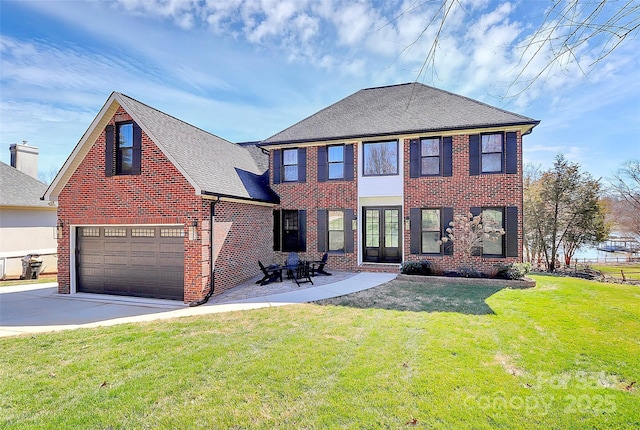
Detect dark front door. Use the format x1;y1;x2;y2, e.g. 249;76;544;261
363;206;401;263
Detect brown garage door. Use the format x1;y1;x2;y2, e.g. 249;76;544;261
77;226;185;300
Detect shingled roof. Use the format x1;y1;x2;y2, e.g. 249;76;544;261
45;92;277;203
0;161;53;208
261;82;539;145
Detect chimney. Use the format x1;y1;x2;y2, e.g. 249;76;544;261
10;141;39;180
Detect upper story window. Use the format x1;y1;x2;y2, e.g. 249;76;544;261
363;140;398;176
469;132;518;176
328;146;344;179
318;144;354;182
481;134;503;173
283;149;298;182
105;121;141;177
273;148;306;184
421;138;440;175
117;123;134;175
409;136;452;178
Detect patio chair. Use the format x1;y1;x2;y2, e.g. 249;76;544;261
284;252;300;279
293;261;313;287
311;252;332;276
257;261;282;286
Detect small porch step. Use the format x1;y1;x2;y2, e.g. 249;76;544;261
358;263;400;274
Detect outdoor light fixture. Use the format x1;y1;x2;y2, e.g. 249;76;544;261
56;220;64;239
188;220;198;241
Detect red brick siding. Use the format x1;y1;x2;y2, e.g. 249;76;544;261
403;133;524;273
58;107;205;303
211;201;274;295
271;145;359;271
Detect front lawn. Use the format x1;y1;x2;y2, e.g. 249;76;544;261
1;275;638;429
591;263;640;281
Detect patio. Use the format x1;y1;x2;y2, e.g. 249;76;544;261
208;271;359;304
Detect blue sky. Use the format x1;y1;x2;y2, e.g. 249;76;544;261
1;0;638;183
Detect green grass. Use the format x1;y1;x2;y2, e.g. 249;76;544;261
1;275;638;429
591;263;640;281
0;274;57;287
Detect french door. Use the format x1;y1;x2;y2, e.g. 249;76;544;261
363;206;402;263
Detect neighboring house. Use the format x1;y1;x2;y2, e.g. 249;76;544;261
45;83;539;303
260;82;539;274
0;144;57;279
44;92;277;303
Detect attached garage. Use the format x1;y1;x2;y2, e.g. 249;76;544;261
76;226;185;300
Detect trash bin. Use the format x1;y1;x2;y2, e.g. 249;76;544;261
20;254;42;280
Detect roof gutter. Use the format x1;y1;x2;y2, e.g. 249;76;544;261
258;120;541;147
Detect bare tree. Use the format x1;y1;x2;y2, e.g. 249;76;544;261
397;0;640;95
608;160;640;236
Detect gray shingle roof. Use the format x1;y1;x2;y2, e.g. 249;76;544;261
262;82;539;145
115;93;276;202
0;161;53;208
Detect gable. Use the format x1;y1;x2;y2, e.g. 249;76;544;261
44;92;276;204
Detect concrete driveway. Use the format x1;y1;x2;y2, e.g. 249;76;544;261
0;272;397;337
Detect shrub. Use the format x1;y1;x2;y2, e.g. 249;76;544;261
457;267;486;278
495;262;531;280
400;261;432;276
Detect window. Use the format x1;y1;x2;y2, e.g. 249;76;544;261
481;208;504;256
160;228;185;237
421;138;440;175
481;134;503;173
328;146;344;179
410;207;453;255
363;140;398;176
105;122;141;176
410;137;452;177
421;209;441;253
327;210;345;252
81;227;100;237
283;149;298;182
104;227;127;237
132;228;155;237
117;123;134;175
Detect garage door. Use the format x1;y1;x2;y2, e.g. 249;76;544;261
76;226;185;300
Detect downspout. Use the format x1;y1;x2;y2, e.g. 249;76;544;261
189;198;219;307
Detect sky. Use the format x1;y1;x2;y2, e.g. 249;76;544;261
1;0;639;184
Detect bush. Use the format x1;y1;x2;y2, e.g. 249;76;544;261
495;262;531;280
457;267;487;278
400;261;432;276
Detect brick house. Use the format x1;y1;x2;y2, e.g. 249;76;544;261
45;83;539;303
44;92;277;303
260;83;539;275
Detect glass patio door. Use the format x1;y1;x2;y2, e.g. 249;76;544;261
363;206;401;263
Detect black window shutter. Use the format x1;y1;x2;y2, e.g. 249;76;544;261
298;148;306;183
317;147;327;182
345;144;354;180
317;209;327;252
409;139;420;178
298;210;307;252
505;132;517;174
273;150;281;184
105;125;115;177
131;122;142;175
442;207;454;255
273;210;281;251
505;206;519;257
410;208;421;254
469;135;480;176
345;209;355;253
443;137;453;177
470;207;482;256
